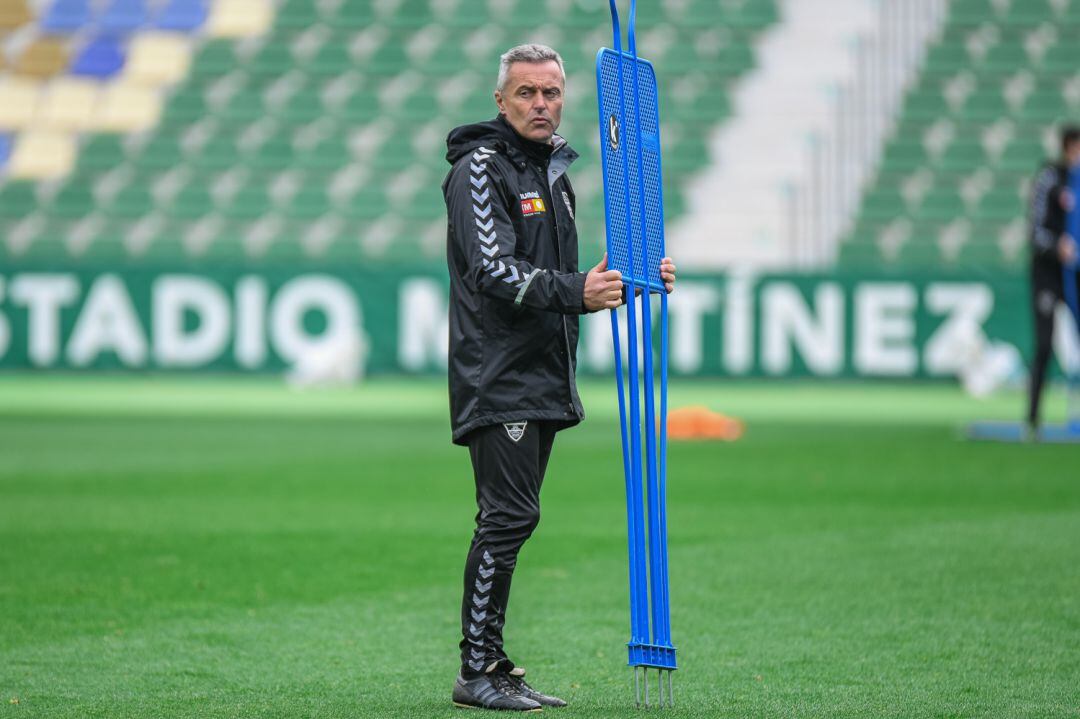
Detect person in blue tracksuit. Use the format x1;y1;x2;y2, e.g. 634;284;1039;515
1027;126;1080;432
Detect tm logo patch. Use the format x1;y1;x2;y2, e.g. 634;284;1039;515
520;198;546;216
504;422;527;442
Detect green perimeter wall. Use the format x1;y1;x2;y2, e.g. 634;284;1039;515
0;266;1038;378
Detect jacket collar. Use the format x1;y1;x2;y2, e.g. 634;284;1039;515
445;115;578;172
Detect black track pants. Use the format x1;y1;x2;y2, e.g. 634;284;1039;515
1029;282;1058;426
459;420;557;677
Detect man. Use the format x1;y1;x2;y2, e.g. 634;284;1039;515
1027;125;1080;434
442;44;676;711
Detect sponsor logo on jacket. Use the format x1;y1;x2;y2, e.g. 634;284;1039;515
519;191;546;217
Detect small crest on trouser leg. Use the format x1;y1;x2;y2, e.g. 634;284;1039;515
504;422;527;442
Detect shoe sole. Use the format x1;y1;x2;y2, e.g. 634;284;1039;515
452;701;542;713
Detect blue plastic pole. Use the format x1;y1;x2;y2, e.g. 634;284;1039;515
607;0;650;649
626;0;666;653
610;308;646;645
656;291;671;646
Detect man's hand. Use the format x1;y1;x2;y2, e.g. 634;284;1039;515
1059;234;1077;266
1060;187;1075;213
660;257;677;294
584;254;624;311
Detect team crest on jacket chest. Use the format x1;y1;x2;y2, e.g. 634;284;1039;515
519;191;546;217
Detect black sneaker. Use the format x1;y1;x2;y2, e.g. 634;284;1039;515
452;672;543;712
506;667;567;708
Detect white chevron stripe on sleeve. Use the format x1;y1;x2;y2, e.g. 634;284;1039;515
514;268;544;305
469;150;533;290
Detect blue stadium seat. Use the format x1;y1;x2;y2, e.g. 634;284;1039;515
41;0;92;32
99;0;149;34
0;134;11;169
154;0;207;31
70;37;126;77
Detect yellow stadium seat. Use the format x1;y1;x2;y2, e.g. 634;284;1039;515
94;82;162;132
206;0;273;38
8;131;77;179
0;0;32;30
124;32;192;87
14;37;68;78
0;76;41;130
38;77;102;131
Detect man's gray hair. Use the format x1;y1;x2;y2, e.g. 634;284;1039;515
496;44;566;93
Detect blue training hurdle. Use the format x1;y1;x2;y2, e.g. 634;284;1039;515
596;0;676;707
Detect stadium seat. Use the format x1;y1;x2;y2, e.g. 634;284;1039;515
130;133;184;169
99;0;149;34
914;190;965;221
1041;42;1080;72
40;0;91;33
37;77;102;131
0;181;37;218
275;0;317;29
124;33;192;86
105;183;157;218
0;76;41;131
1002;0;1058;25
78;134;126;169
14;37;69;77
281;187;331;220
999;137;1047;171
0;0;31;29
8;131;77;179
949;0;1005;25
95;82;161;131
48;182;97;218
162;84;209;122
190;41;236;77
154;0;207;31
247;38;294;76
70;37;127;78
190;135;241;169
973;188;1023;221
168;183;214;218
206;0;272;38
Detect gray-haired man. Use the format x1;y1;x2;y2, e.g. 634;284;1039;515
442;43;677;712
442;43;675;711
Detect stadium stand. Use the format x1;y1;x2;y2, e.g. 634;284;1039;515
0;0;778;264
840;0;1080;269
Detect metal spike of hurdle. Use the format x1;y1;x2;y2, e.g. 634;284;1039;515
596;0;676;707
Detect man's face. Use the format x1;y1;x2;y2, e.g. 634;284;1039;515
1067;140;1080;169
495;60;564;144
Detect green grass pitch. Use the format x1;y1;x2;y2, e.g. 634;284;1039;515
1;377;1078;718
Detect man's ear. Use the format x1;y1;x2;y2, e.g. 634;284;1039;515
494;91;505;116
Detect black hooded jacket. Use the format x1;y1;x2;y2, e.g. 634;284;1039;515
443;116;588;444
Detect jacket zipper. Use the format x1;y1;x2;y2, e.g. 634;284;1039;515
538;161;580;419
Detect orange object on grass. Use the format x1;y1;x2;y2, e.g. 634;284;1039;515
666;406;745;441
